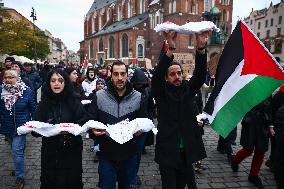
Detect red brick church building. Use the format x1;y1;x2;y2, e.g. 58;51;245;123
80;0;233;73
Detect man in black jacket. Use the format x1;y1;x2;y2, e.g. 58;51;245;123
88;60;146;189
22;62;42;102
152;31;210;189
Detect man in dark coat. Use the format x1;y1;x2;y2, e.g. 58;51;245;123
273;105;284;189
152;31;210;189
22;62;42;102
130;68;155;186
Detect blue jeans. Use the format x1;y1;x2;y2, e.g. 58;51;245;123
98;155;137;189
6;134;26;179
130;133;147;186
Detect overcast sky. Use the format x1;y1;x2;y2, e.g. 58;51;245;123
3;0;281;51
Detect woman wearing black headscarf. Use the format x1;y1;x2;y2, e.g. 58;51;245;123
64;67;86;100
33;69;88;189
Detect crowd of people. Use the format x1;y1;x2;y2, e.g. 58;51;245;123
0;30;283;189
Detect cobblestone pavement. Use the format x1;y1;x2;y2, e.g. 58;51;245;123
0;125;276;189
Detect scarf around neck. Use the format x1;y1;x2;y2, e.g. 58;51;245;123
1;78;27;111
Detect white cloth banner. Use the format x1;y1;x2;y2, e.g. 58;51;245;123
154;21;220;34
17;118;156;144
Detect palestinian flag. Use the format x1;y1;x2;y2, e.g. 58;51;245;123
204;21;284;138
81;54;88;77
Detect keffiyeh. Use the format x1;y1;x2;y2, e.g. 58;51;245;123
1;78;27;111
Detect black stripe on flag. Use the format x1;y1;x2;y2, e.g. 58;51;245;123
204;21;244;115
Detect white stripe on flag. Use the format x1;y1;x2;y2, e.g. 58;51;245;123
206;60;257;123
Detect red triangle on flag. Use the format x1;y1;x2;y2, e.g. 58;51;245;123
240;22;284;80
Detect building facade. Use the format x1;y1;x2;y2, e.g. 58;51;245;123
244;0;284;61
81;0;233;74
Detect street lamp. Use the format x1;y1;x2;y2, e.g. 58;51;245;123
30;7;37;63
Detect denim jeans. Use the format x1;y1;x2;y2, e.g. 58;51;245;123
6;134;26;179
98;155;137;189
130;133;147;186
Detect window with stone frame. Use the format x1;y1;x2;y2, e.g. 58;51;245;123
109;37;115;58
99;38;104;52
271;18;274;26
140;0;145;14
265;20;268;27
122;34;129;57
266;30;270;38
169;2;172;13
279;16;282;24
138;44;143;58
128;0;132;18
99;15;102;29
190;1;195;14
277;28;281;36
258;22;261;29
274;40;282;54
92;15;96;33
173;0;176;13
118;6;122;21
89;41;94;58
264;41;271;51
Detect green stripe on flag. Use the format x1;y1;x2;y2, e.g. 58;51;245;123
211;76;284;138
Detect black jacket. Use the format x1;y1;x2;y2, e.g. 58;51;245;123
131;69;155;120
88;81;147;160
273;105;284;177
152;51;207;168
240;98;272;152
22;68;42;91
33;91;88;188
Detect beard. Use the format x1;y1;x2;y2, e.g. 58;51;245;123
113;80;127;91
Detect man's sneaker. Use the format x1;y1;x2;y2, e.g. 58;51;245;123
231;158;239;172
13;177;25;189
248;175;264;188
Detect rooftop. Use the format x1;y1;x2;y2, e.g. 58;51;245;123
87;0;117;16
91;13;149;37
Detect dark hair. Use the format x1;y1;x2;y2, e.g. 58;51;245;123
110;60;128;75
11;61;24;71
5;56;15;63
275;57;281;63
166;61;183;77
42;69;72;100
64;67;76;76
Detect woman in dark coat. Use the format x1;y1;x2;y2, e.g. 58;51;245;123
231;98;272;188
33;69;88;189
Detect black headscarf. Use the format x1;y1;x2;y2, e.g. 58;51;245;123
41;69;73;102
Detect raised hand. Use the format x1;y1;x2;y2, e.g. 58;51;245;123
163;31;177;49
194;30;212;49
